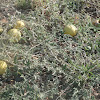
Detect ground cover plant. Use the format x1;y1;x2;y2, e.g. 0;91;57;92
0;0;100;100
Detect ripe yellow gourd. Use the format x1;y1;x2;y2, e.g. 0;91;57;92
0;61;7;75
91;19;100;27
14;20;25;29
7;29;21;43
64;24;77;36
0;27;3;35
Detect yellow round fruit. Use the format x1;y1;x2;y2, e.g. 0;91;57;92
91;19;100;27
0;61;7;75
14;20;25;29
0;27;3;35
7;29;21;43
64;24;78;36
